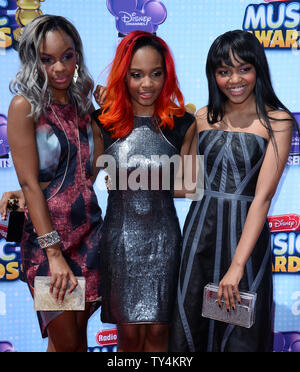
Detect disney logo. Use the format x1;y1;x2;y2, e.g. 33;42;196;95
120;11;152;26
268;214;300;232
273;219;296;228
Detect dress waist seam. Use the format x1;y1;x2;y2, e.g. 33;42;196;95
204;189;254;202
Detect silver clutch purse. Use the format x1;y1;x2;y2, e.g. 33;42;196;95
34;276;86;311
202;283;257;328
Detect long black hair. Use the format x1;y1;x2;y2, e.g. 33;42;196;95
206;30;296;150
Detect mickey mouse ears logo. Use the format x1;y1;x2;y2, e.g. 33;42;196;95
107;0;167;34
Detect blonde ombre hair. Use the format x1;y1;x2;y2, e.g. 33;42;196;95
10;15;94;120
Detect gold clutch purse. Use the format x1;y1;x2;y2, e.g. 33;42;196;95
34;276;86;311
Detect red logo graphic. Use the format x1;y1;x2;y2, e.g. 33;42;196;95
96;329;118;346
268;214;300;232
0;221;8;240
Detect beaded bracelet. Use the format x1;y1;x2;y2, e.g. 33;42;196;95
37;230;61;249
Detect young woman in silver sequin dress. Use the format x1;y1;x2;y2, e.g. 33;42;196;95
92;31;196;352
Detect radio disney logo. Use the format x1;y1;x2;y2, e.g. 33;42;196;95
96;328;118;346
0;219;8;240
107;0;167;34
268;214;300;232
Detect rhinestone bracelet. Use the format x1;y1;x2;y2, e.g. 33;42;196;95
37;230;61;249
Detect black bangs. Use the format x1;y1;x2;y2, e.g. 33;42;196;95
208;30;259;71
205;29;296;159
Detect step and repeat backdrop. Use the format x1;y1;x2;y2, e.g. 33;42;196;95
0;0;299;352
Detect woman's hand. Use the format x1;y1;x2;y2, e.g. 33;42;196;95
0;190;25;220
46;248;78;304
93;85;107;107
217;262;244;311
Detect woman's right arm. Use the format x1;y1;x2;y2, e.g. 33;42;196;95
7;96;77;303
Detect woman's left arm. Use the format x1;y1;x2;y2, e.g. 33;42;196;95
218;112;293;310
173;120;198;198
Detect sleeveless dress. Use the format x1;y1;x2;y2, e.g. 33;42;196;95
93;111;194;324
20;103;103;337
169;129;273;352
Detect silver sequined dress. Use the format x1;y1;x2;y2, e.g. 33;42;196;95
94;112;194;324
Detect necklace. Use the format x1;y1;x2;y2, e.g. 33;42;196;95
50;104;85;188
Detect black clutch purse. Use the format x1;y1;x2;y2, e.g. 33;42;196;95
6;210;25;242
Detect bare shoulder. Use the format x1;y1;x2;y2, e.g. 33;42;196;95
8;96;35;132
195;106;208;119
268;109;294;132
9;95;31;116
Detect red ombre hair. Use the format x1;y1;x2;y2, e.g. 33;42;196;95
99;31;185;138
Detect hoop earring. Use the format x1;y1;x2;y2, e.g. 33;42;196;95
73;64;79;83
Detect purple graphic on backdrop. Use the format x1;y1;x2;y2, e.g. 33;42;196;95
291;113;300;154
0;114;9;157
287;113;300;166
107;0;167;34
0;341;16;352
273;332;300;352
